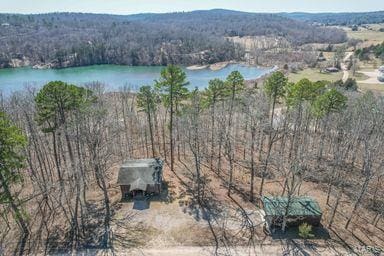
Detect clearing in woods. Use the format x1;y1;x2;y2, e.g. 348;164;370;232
288;68;343;83
344;23;384;46
105;158;381;255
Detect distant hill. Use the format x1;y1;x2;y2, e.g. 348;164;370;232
282;11;384;25
0;10;347;68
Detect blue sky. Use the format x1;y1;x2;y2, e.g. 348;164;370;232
0;0;383;14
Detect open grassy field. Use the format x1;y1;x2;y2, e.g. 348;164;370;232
352;71;369;81
288;68;343;83
343;24;384;46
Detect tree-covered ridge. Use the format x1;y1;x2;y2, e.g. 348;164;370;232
282;11;384;25
0;10;346;68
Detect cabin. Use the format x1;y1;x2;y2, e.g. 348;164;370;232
325;67;339;73
351;25;358;31
117;158;163;199
317;56;326;62
262;196;322;231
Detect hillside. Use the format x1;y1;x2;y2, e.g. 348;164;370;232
283;11;384;25
0;10;347;68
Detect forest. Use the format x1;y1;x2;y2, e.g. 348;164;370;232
0;10;347;68
283;11;384;25
0;66;383;254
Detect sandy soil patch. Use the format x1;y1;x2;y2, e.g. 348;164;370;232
186;65;208;70
209;61;229;71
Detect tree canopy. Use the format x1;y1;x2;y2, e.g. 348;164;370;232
0;111;27;197
202;78;226;108
155;65;189;110
35;81;92;133
137;85;158;114
311;88;347;118
286;78;325;107
264;71;288;103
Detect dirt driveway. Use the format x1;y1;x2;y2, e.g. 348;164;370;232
341;52;353;82
129;244;349;256
359;70;384;84
110;197;263;249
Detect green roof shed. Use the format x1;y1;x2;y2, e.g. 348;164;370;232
262;196;322;228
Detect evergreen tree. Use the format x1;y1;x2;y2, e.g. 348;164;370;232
155;65;189;172
0;111;29;255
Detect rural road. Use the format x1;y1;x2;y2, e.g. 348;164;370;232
341;52;353;82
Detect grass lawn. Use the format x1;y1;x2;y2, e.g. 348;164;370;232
347;30;384;44
352;71;369;81
288;68;343;83
344;24;384;45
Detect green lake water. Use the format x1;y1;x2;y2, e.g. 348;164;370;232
0;64;274;95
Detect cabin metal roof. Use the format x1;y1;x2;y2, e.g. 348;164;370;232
117;158;163;188
262;196;322;217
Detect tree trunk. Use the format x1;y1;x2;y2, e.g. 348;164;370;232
147;104;155;157
250;126;256;202
210;102;216;172
0;171;29;256
170;85;174;172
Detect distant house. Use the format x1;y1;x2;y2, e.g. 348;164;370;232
325;67;339;73
317;52;326;62
117;158;163;199
262;196;322;230
317;56;326;62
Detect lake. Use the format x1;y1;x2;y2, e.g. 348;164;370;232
0;64;274;95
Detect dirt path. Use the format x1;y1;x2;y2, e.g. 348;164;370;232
128;244;349;256
359;70;384;84
341;52;353;82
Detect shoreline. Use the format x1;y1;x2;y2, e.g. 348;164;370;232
3;61;278;73
186;65;209;70
209;61;230;71
186;61;231;71
186;61;276;72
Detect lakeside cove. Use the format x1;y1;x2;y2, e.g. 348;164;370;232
0;63;275;95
